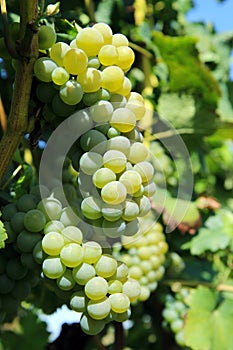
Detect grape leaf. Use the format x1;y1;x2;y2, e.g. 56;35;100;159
0;218;7;249
184;286;233;350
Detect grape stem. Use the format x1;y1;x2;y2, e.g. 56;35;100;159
0;0;39;185
163;279;233;292
114;322;124;350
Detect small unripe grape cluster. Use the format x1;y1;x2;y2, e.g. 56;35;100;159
31;196;142;335
0;193;46;323
34;23;138;126
118;214;168;301
162;288;191;347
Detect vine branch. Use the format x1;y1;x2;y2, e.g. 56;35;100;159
114;322;124;350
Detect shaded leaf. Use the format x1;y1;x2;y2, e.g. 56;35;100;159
0;218;7;249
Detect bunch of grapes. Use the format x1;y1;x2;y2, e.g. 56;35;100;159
115;212;168;301
0;193;46;323
162;288;191;347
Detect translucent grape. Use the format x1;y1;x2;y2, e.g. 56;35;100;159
110;108;136;132
94;254;117;278
134;161;154;183
108;279;122;294
98;44;118;66
81;196;102;220
37;198;63;221
92;168;116;188
50;42;70;66
80;130;107;152
107;136;131;156
93;23;112;45
109;293;130;313
126;101;145;120
135;195;151;216
72;262;96;285
59;80;83;105
119;170;142;195
44;220;64;234
79;152;103;175
76;27;104;56
101;66;124;92
89;100;113;123
57;269;75;291
112;33;129;47
101;181;127;205
61;226;83;244
102;203;123;222
51;67;69;85
115;76;132;96
87;297;111;320
38;25;56;50
42;231;65;255
84;276;108;300
80;313;106;335
110;94;127;108
60;243;83;268
42;256;66;279
128;142;149;164
143;182;156;197
88;56;100;69
102;218;126;238
82;241;102;264
63;48;88;75
116;46;135;69
122;278;141;302
77;68;102;93
70;290;87;312
34;57;57;82
103;150;127;173
122;200;139;221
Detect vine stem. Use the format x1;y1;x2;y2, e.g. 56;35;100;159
114;322;124;350
163;279;233;292
0;0;39;185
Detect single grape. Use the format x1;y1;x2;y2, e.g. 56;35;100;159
72;262;96;285
37;197;63;221
101;66;124;92
76;27;104;56
115;76;132;96
79;152;103;176
1;203;18;221
122;278;141;302
44;220;64;234
80;130;107;152
81;196;102;220
34;57;57;82
80;313;106;335
10;212;25;233
122;200;139;221
16;230;41;253
88;56;100;69
102;203;123;222
107;136;131;156
126;101;145;120
77;68;102;93
63;48;88;75
57;269;76;291
70;290;87;312
61;226;83;244
116;46;135;69
60;243;83;268
16;194;37;212
42;231;65;255
101;181;127;205
103;150;127;174
38;25;57;50
110;108;136;133
93;23;112;45
119;170;142;195
94;254;117;278
89;100;113;123
98;44;118;66
112;33;129;47
92;168;116;189
82;241;102;264
128;143;149;164
51;67;69;85
109;293;130;313
50;42;70;66
87;297;111;320
59;80;83;105
84;276;108;300
102;218;126;238
24;209;46;232
42;256;66;279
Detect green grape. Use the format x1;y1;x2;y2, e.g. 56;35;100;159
70;290;87;312
37;197;63;221
123;128;143;142
122;200;139;221
127;91;144;104
110;94;127;108
33;241;47;264
102;218;126;238
110;108;136;133
122;278;141;302
77;68;102;93
51;94;76;117
34;57;57;82
6;258;28;280
138;285;150;301
1;295;20;314
92;168;116;189
116;46;135;70
57;269;75;291
84;276;108;300
83;91;99;106
93;23;112;45
16;230;41;253
89;100;113;123
98;88;111;101
112;33;129;47
110;310;130;322
87;297;111;320
60;243;83;268
59;80;83;105
11;280;30;300
79;152;103;176
101;66;124;92
81;196;102;220
51;67;69;85
94;254;117;278
162;308;179;322
101;181;127;205
80;130;107;152
42;256;66;279
24;209;46;232
10;212;25;233
20;252;38;269
36;83;57;104
175;331;186;347
98;44;118;66
143;182;156;197
50;42;70;66
128;265;142;280
0;274;15;293
107;127;121;138
119;170;142;195
107;136;131;156
75;27;104;56
44;220;64;234
128;143;149;164
61;226;83;244
108;280;122;294
88;56;100;69
42;231;65;255
109;293;130;313
63;48;88;75
80;313;106;335
115;262;129;281
1;203;17;221
72;262;96;285
126;101;145;120
16;194;37;212
170;319;183;333
59;206;80;226
38;25;57;50
4;222;17;243
102;203;123;222
115;76;132;97
82;241;102;264
103;150;127;174
135;196;151;216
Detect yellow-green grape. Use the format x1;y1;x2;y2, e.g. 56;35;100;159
87;297;111;320
93;23;112;45
59;80;83;105
134;161;154;183
37;197;62;221
89;100;114;123
102;203;123;222
42;231;65;255
77;68;102;93
76;27;104;56
119;170;142;195
101;181;127;205
101;66;124;92
110;94;127;109
103;150;127;173
72;262;96;285
94;254;117;278
34;57;57;82
70;39;77;48
109;293;130;313
70;290;87;312
115;262;129;281
127;91;145;104
61;226;83;244
110;108;136;133
128;142;149;164
92;168;116;188
79;152;103;175
135;195;151;216
80;314;106;335
112;33;129;47
107;135;131;156
51;67;69;85
42;256;66;279
122;200;140;221
116;46;135;70
57;269;76;291
50;42;70;66
60;243;83;268
108;280;122;294
84;276;108;300
82;241;102;264
38;25;57;50
63;48;88;75
88;56;101;69
122;278;141;302
143;182;156;197
126;101;145;120
98;45;118;66
115;77;132;97
81;196;102;220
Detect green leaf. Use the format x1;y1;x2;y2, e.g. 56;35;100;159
12;163;34;199
0;218;7;249
184;287;233;350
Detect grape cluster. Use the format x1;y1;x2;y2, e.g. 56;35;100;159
34;23;139;126
0;193;45;323
117;213;168;301
162;289;190;347
32;196;142;335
